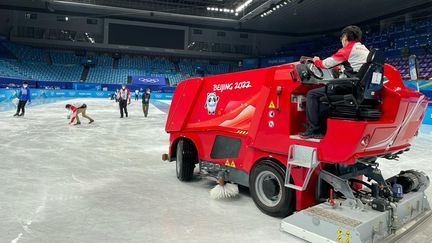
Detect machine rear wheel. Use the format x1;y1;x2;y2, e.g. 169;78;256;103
176;139;196;181
250;160;295;217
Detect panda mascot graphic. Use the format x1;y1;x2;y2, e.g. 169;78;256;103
205;92;219;115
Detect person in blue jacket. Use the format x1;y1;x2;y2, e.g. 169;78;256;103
14;81;31;117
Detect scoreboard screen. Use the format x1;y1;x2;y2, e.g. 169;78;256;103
108;23;185;50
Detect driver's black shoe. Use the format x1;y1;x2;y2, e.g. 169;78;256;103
300;129;323;139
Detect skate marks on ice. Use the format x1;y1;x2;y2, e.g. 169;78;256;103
0;98;169;242
0;97;73;112
1;98;430;242
0;98;297;243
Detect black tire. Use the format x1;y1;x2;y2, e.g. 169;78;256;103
176;139;196;181
249;160;295;218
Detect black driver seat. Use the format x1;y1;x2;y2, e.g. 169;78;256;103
321;48;385;120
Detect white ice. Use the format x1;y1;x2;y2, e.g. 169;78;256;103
0;98;431;242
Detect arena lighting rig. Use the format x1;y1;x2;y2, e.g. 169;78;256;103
261;0;292;17
207;0;253;16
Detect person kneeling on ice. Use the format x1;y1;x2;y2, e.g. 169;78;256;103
65;103;94;125
14;81;31;117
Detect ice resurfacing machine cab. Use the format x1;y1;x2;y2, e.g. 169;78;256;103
164;49;431;242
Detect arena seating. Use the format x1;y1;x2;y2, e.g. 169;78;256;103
0;41;233;85
50;51;81;65
87;67;147;84
0;58;82;81
386;54;432;79
276;19;432;79
178;59;230;75
118;55;175;71
1;18;431;86
2;42;48;63
94;54;113;67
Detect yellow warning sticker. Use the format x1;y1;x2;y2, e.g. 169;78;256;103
337;227;343;235
337;235;343;243
225;160;236;168
268;100;275;109
225;160;230;166
345;231;351;238
345;239;350;243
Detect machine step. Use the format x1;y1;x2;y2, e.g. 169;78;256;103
285;144;320;191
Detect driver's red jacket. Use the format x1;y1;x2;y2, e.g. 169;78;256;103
314;41;369;75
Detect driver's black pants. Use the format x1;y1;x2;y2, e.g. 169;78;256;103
306;87;329;133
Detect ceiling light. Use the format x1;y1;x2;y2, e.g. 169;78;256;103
235;12;239;16
276;5;280;8
272;7;276;10
284;1;288;4
207;7;210;10
235;0;253;12
65;16;69;21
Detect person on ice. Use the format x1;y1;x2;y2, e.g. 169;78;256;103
301;25;370;139
117;84;131;118
65;103;94;125
142;88;151;117
134;89;139;101
110;91;116;100
14;81;31;117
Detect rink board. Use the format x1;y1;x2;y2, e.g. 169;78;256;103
0;88;173;102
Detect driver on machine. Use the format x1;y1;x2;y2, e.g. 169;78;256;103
301;25;370;139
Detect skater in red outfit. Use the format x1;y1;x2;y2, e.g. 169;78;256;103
65;103;94;125
117;84;131;118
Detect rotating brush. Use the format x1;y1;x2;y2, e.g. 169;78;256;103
210;177;239;199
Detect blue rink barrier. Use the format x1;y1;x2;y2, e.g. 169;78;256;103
424;105;432;125
0;76;175;93
0;88;173;103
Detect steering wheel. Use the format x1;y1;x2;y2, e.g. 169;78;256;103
305;60;324;80
300;57;324;80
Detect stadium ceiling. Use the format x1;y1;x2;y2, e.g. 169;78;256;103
1;0;432;35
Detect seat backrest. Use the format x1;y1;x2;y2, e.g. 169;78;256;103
355;48;385;103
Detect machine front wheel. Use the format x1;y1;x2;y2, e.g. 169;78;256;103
250;160;295;217
176;139;196;181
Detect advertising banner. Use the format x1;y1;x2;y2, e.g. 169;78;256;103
131;76;166;86
0;76;173;93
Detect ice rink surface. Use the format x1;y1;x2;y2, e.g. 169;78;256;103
0;98;431;243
